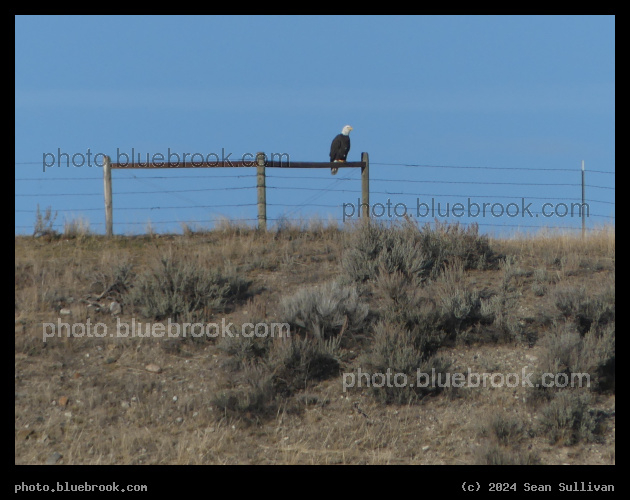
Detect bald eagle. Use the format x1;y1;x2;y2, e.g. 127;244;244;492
330;125;352;175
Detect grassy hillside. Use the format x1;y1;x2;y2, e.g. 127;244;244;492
15;220;615;465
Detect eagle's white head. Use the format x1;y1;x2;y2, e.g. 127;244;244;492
341;125;353;136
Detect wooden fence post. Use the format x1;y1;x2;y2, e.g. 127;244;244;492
103;155;113;237
581;160;585;239
256;152;267;231
361;152;370;219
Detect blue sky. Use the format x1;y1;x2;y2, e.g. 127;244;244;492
15;15;615;236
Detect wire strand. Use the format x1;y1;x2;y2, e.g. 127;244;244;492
15;156;614;234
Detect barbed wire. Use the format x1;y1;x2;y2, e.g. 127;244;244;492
15;174;257;181
14;219;609;232
15;178;614;190
15;158;615;234
370;162;615;174
15;171;615;190
16;160;615;174
15;186;256;197
15;206;614;219
13;188;615;207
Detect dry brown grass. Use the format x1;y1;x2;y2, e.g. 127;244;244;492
15;222;614;464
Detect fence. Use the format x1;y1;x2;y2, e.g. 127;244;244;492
15;156;615;237
104;152;369;236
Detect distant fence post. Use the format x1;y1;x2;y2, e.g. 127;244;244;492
361;152;369;219
103;155;113;237
581;160;585;238
256;152;267;231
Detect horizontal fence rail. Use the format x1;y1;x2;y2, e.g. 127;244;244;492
109;161;367;169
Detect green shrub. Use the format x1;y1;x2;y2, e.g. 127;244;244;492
127;253;250;321
342;220;494;286
554;283;615;335
374;267;444;349
499;255;529;291
540;391;603;445
341;220;429;284
437;282;485;337
533;324;615;395
487;412;526;446
417;220;494;275
91;261;135;300
280;281;369;340
375;260;492;346
359;320;451;404
218;334;273;371
582;325;615;393
268;337;341;395
476;444;540;465
531;268;550;296
213;337;341;421
212;363;279;420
